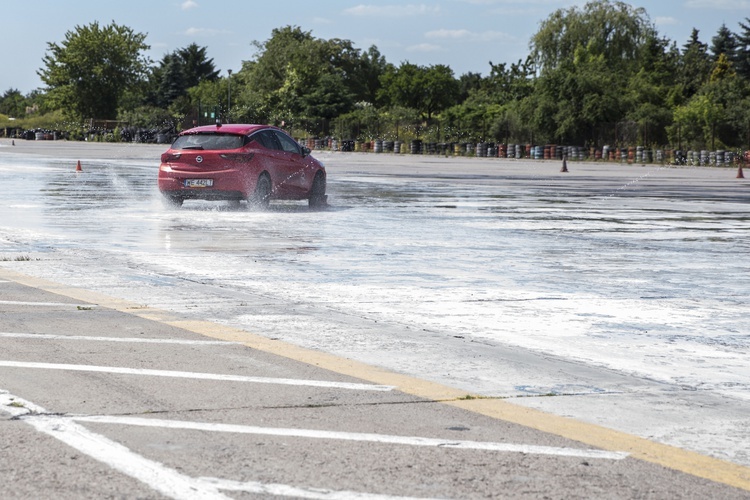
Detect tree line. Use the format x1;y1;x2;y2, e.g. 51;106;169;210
2;0;750;150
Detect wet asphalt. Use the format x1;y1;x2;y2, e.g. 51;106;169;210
2;269;749;499
1;138;750;498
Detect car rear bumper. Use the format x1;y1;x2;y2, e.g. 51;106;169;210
158;164;253;200
161;189;246;201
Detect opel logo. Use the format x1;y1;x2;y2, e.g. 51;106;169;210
196;155;203;163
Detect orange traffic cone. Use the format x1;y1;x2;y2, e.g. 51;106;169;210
737;164;745;179
75;160;82;172
560;155;569;173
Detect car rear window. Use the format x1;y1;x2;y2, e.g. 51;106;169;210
172;133;244;151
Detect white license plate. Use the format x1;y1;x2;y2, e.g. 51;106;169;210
185;179;213;188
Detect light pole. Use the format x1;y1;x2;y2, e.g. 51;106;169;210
227;69;233;123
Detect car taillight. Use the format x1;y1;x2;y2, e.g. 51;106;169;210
161;152;181;162
220;153;254;163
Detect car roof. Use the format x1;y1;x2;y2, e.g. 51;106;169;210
179;124;279;136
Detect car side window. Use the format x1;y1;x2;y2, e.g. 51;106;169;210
247;132;265;148
274;131;301;155
249;130;281;150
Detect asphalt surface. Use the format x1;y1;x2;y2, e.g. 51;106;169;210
2;268;750;499
2;138;750;498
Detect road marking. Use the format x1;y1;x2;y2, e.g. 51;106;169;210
197;477;437;499
73;415;627;460
3;268;750;491
0;299;95;307
0;332;237;345
0;391;230;500
1;391;441;500
0;361;394;392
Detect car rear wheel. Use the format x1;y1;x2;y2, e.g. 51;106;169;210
162;194;183;208
249;173;271;209
308;171;327;208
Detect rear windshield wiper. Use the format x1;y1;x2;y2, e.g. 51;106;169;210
182;145;204;150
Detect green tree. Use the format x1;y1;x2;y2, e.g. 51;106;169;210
422;65;459;120
529;0;654;73
710;53;735;82
149;44;219;110
485;58;535;103
177;43;220;88
710;24;737;62
670;94;723;149
444;57;535;142
38;21;150;120
379;62;421;110
25;90;52;115
236;26;369;133
379;63;458;120
458;72;483;102
157;54;187;108
186;78;227;125
624;35;679;144
0;88;27;117
526;0;655;145
735;18;750;79
669;50;749;149
300;72;353;131
679;29;712;100
707;55;749;148
351;45;390;105
526;45;625;144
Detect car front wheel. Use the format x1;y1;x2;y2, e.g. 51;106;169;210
308;171;327;208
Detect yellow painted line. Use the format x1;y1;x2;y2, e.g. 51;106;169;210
2;267;750;491
446;398;750;490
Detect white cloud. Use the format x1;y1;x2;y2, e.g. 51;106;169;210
183;27;231;36
654;16;679;27
312;17;333;24
181;0;198;10
343;4;441;17
459;0;562;4
685;0;750;8
406;43;442;52
425;29;514;42
426;29;473;39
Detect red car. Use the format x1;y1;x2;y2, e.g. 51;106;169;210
158;123;327;208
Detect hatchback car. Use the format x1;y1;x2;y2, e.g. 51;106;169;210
158;123;327;208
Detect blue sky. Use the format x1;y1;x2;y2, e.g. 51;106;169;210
3;0;750;95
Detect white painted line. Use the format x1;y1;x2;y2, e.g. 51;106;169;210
198;477;439;499
1;392;439;500
74;415;629;460
0;332;237;345
0;391;230;500
0;299;95;307
0;361;394;392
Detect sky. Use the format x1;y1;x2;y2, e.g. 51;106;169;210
2;0;750;95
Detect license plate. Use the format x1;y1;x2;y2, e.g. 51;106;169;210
185;179;213;188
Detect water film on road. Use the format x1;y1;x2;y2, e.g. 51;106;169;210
1;144;749;465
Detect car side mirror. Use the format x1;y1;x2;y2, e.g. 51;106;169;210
302;146;311;157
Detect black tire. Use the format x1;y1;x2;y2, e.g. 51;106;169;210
308;171;327;208
250;173;271;209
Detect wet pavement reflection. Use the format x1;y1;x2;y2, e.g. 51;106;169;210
2;151;750;464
